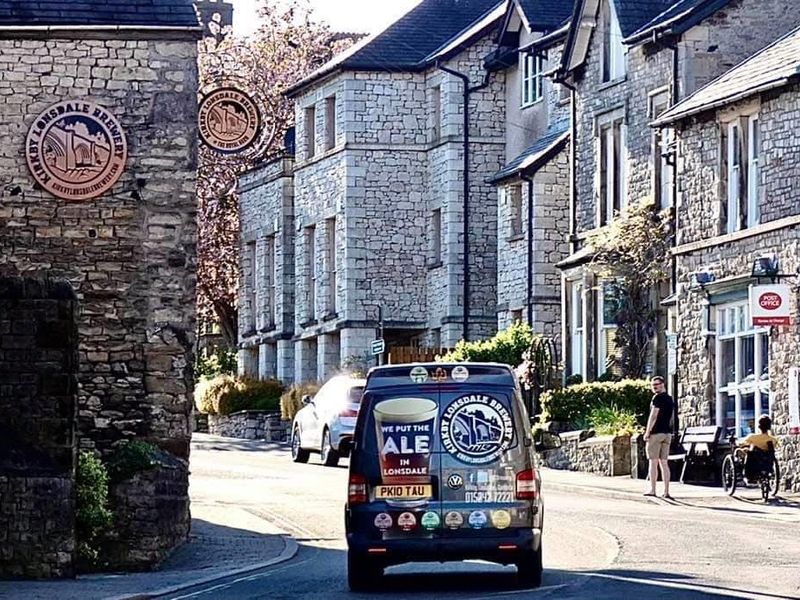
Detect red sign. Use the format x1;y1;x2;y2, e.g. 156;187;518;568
750;284;791;326
758;292;782;311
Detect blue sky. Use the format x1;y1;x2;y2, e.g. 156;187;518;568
230;0;423;37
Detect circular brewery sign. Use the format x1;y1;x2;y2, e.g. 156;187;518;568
26;100;127;201
198;87;261;153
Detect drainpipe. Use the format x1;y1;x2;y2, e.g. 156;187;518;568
559;78;578;254
436;63;491;342
521;174;535;326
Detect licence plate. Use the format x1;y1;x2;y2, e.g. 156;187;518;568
375;484;433;500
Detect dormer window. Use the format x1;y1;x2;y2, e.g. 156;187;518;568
601;0;626;82
521;52;544;107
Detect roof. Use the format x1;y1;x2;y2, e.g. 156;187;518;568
286;0;502;97
625;0;734;44
0;0;200;28
654;25;800;125
425;1;507;63
488;122;570;183
516;0;574;32
614;0;674;37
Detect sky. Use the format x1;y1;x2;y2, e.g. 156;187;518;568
230;0;424;37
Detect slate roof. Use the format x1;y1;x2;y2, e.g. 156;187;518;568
287;0;502;96
488;121;570;183
654;25;800;125
614;0;673;37
0;0;200;28
516;0;574;31
625;0;734;43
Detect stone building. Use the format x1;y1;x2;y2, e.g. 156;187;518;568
488;0;572;336
555;0;800;385
239;0;507;383
654;26;800;492
0;0;200;577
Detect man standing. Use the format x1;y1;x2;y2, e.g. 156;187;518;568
644;376;674;498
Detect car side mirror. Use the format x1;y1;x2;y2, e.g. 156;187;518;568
533;429;562;452
301;394;313;406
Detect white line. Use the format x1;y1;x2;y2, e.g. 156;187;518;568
582;572;795;599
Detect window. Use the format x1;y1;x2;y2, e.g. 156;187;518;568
326;217;337;313
324;96;336;151
651;93;674;209
508;184;523;237
569;281;584;377
597;281;621;377
430;208;442;264
598;116;627;225
521;53;544;107
715;300;770;437
431;85;442;142
264;236;275;329
246;241;257;330
723;114;760;233
601;0;626;82
304;105;316;158
305;225;316;319
511;309;523;324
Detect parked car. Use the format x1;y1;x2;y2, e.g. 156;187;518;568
291;375;365;467
344;362;561;591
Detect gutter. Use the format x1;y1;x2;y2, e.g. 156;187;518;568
518;22;570;53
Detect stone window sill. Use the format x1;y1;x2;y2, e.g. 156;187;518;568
321;311;338;322
299;319;318;329
257;324;276;334
598;76;627;92
427;260;444;271
506;233;525;243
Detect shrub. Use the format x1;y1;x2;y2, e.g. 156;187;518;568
76;451;112;566
194;374;237;414
194;348;237;381
106;440;159;484
538;379;651;428
216;377;285;415
438;322;534;366
280;382;322;422
585;405;642;437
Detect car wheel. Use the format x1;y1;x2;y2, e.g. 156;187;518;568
320;428;340;467
516;543;543;589
291;426;310;463
347;551;382;592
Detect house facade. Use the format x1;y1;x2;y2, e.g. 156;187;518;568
238;0;507;383
656;26;800;491
556;0;800;386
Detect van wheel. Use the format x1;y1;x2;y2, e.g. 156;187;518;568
347;551;382;591
291;426;310;463
321;429;340;467
516;544;543;588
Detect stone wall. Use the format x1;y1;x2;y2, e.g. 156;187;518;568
542;430;631;476
0;35;199;460
0;277;77;578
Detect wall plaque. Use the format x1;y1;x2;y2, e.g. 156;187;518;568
26;100;127;201
198;87;261;153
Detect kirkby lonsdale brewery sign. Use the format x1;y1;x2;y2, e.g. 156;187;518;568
198;87;261;153
26;100;127;201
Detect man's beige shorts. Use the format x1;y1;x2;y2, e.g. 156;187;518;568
646;433;673;460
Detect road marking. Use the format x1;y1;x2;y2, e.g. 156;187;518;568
463;584;570;599
582;572;796;599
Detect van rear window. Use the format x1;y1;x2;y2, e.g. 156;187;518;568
349;386;364;404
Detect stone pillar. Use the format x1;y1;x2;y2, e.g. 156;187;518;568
318;332;341;382
239;347;258;378
258;343;277;380
340;328;374;372
441;323;463;348
295;338;318;383
277;339;295;385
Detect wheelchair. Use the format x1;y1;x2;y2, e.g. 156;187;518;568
720;433;780;502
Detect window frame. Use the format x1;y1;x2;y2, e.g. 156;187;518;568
508;183;523;237
306;225;316;320
650;91;674;210
431;84;442;142
597;113;627;226
569;280;584;377
429;207;442;265
304;105;316;159
326;217;337;313
324;96;336;151
521;52;544;108
602;0;626;83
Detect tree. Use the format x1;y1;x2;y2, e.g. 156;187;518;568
587;201;672;378
197;1;358;346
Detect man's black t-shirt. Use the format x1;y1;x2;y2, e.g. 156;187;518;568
651;392;674;434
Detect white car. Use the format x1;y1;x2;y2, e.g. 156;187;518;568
291;375;365;466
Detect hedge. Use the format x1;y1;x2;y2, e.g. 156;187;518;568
280;382;322;422
194;375;285;415
538;379;651;427
438;321;534;366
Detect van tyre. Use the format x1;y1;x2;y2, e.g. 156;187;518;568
291;426;310;463
321;428;340;467
347;551;382;591
516;544;543;589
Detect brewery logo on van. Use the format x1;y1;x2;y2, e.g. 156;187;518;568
440;394;513;464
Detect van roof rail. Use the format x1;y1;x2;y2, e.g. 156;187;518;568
365;363;517;389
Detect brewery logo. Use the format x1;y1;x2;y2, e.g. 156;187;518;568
452;366;470;382
397;512;417;532
447;473;464;490
441;394;514;464
26;100;127;201
490;509;512;530
444;511;464;529
468;510;487;529
374;513;392;531
199;87;260;153
421;511;440;531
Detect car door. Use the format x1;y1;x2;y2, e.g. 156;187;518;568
303;385;326;449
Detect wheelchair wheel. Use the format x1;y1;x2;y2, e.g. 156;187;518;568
771;458;780;497
722;455;737;496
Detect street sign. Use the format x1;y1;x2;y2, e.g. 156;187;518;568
371;339;385;355
750;284;791;326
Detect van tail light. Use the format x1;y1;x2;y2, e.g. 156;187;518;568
516;469;538;500
348;473;368;505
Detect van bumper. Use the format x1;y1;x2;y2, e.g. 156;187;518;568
347;528;541;567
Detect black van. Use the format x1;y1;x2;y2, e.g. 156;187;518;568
344;362;561;591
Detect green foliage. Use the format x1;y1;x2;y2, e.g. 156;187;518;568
280;382;322;421
106;441;159;484
76;451;112;566
438;322;534;366
194;348;237;381
216;378;285;415
585;405;642;437
538;379;651;428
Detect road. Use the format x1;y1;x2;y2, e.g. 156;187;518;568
165;435;800;600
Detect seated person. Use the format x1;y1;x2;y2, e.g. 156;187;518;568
738;415;779;480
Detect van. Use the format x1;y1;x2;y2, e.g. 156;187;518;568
344;362;561;591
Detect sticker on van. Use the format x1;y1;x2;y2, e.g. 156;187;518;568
440;394;514;464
